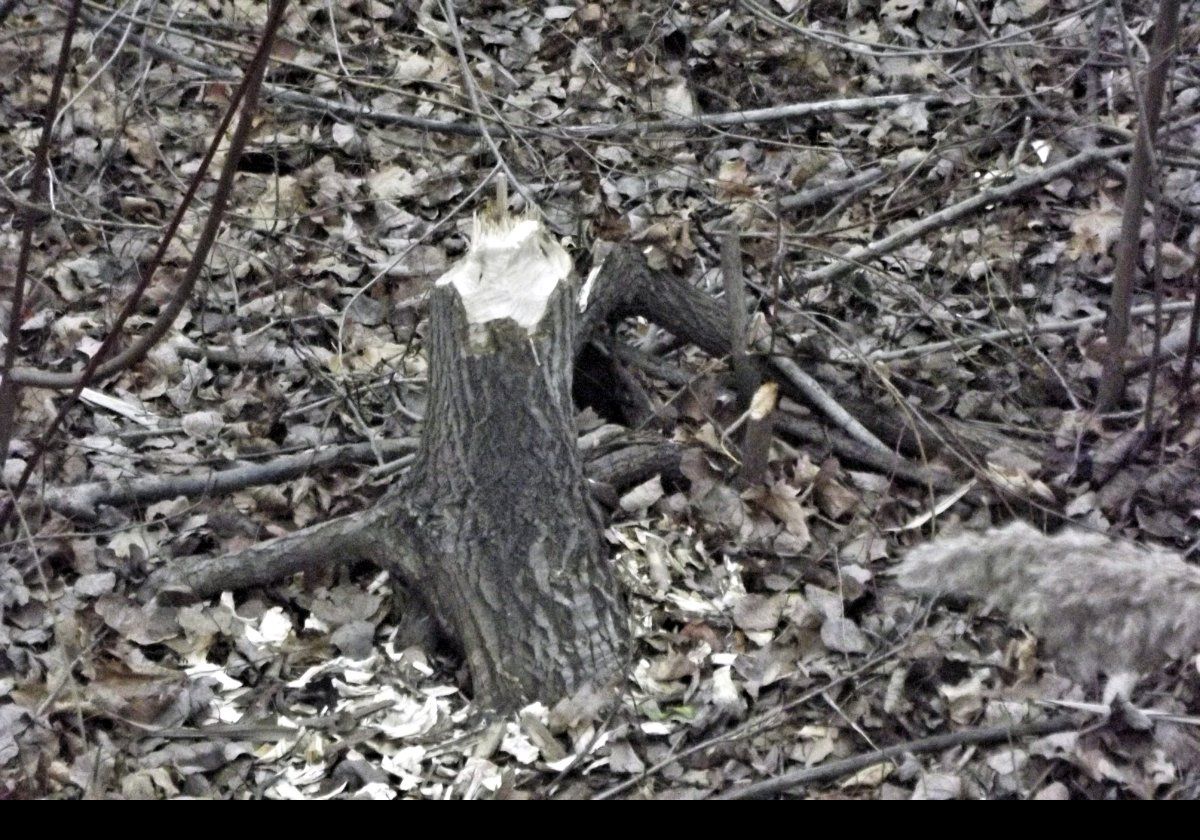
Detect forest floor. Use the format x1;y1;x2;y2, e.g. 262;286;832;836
1;0;1199;798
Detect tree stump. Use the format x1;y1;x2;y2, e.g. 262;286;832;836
380;213;628;706
146;208;962;709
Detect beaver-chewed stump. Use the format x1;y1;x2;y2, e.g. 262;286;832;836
147;207;748;709
378;213;629;706
149;191;985;709
145;206;970;707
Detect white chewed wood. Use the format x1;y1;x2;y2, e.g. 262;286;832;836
578;263;602;313
436;215;571;331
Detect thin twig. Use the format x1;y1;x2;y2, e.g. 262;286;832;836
869;301;1194;362
438;0;535;211
1096;0;1181;410
1179;261;1200;400
1142;186;1168;431
10;5;285;391
0;0;83;470
721;228;757;405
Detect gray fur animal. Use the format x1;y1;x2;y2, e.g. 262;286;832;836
895;522;1200;687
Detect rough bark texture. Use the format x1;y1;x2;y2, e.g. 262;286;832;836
381;279;627;707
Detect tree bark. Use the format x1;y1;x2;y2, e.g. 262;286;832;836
377;269;627;707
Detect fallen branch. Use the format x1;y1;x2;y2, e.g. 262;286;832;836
868;300;1194;362
41;438;419;521
778;160;922;212
613;341;954;490
771;357;892;458
569;93;941;139
798;144;1131;290
773;413;956;492
593;247;899;460
713;714;1085;799
45;431;683;522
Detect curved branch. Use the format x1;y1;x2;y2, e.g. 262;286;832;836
0;0;288;531
0;0;83;469
10;3;282;389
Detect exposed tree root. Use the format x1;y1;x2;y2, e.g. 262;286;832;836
143;437;680;600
